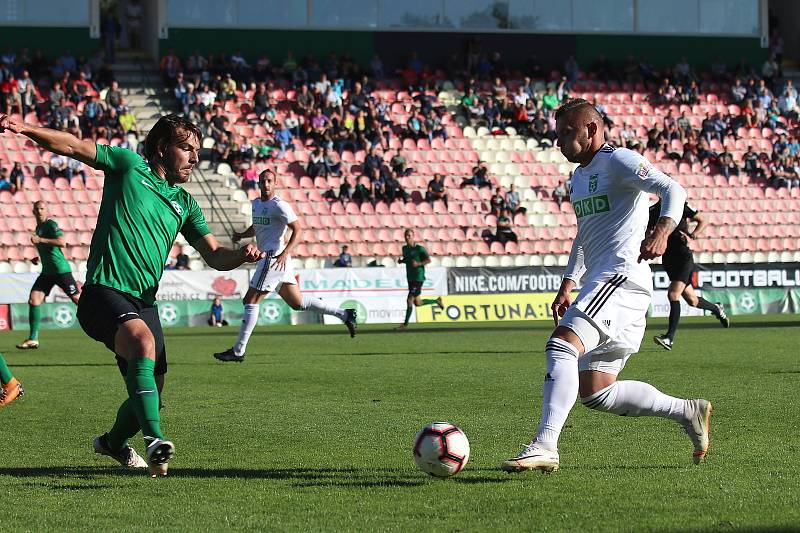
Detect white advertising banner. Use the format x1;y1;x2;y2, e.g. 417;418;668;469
156;270;250;301
649;290;705;318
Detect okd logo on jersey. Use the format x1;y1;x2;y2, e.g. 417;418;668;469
574;194;610;219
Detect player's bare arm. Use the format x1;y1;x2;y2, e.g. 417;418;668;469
639;216;677;262
31;235;66;247
0;113;97;167
551;278;576;326
272;220;301;271
194;234;264;270
232;225;255;243
689;212;708;239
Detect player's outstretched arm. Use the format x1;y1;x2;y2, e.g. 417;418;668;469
689;212;708;239
0;113;97;168
194;234;265;271
232;225;254;243
31;235;66;248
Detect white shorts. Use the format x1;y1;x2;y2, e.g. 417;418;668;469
250;256;297;293
559;274;650;375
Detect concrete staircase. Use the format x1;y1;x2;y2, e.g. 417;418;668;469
110;51;249;247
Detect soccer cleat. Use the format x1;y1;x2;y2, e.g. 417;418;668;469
501;442;560;473
436;296;444;310
394;324;408;332
344;308;357;338
93;434;147;468
0;378;24;407
145;438;175;477
681;399;712;464
15;339;39;350
213;348;245;362
715;302;730;328
653;334;673;351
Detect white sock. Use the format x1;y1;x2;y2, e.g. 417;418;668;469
534;338;580;451
300;295;346;320
233;304;259;356
581;381;686;421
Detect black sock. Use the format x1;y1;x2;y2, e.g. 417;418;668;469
666;300;681;340
695;297;719;316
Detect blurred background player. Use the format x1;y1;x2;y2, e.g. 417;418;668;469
0;352;24;407
16;200;81;350
208;296;228;327
395;229;444;331
213;169;357;363
648;200;730;350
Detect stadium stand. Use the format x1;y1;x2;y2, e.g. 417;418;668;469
2;49;800;274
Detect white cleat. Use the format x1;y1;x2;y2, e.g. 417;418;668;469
501;442;560;473
145;438;175;477
93;435;147;468
681;399;712;464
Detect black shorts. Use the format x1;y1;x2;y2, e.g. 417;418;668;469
662;252;696;285
408;280;424;298
76;284;167;376
32;272;80;297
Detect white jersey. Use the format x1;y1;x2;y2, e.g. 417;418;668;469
251;196;298;256
563;145;686;293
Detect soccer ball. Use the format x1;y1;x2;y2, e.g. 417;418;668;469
412;423;470;478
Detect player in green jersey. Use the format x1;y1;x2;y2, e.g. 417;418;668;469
0;352;24;408
0;112;264;476
16;200;81;350
395;229;444;331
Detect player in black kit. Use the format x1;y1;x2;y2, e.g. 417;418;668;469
648;200;729;350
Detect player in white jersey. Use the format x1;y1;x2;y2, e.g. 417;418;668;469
214;169;357;362
502;99;712;473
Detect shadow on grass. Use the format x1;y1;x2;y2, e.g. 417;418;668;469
165;324;545;338
0;466;511;486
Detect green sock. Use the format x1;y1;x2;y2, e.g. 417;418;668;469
29;305;42;341
404;305;413;326
0;353;13;384
421;298;439;306
106;399;142;451
124;358;164;441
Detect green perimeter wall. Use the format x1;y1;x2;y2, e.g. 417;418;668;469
0;27;98;59
575;35;767;70
161;29;374;67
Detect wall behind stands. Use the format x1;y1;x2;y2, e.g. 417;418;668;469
0;28;98;59
159;30;764;74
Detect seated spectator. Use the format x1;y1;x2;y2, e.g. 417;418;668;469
352;179;373;205
212;132;232;164
105;79;124;110
333;245;352;267
307;147;325;178
489;187;505;216
241;167;258;190
390;149;412;176
461;160;492;188
505;183;525;214
322;147;341;176
0;166;16;193
49;153;69;179
339;176;353;203
119;106;139;136
495;208;518;245
362;145;383;182
67;158;87;182
553;179;569;207
730;77;747;104
542;86;560;111
460;87;483;120
175;250;190;270
425;173;448;208
274;124;294;157
208;297;228;327
382;172;408;204
9;162;24;190
720;152;739;179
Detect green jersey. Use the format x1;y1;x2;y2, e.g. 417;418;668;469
401;244;429;282
35;218;71;275
87;144;210;304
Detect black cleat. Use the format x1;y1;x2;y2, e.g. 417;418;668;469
344;309;357;338
653;334;673;351
714;302;730;328
213;348;245;362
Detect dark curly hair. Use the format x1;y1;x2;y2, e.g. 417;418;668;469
143;114;202;162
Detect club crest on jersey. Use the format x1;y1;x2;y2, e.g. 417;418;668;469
637;162;652;178
574;194;611;219
170;201;183;215
588;174;598;193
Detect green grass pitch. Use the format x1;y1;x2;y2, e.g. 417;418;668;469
1;315;799;532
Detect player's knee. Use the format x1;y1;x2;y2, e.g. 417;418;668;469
118;327;156;359
580;383;618;412
667;291;681;301
28;297;38;306
684;295;698;306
